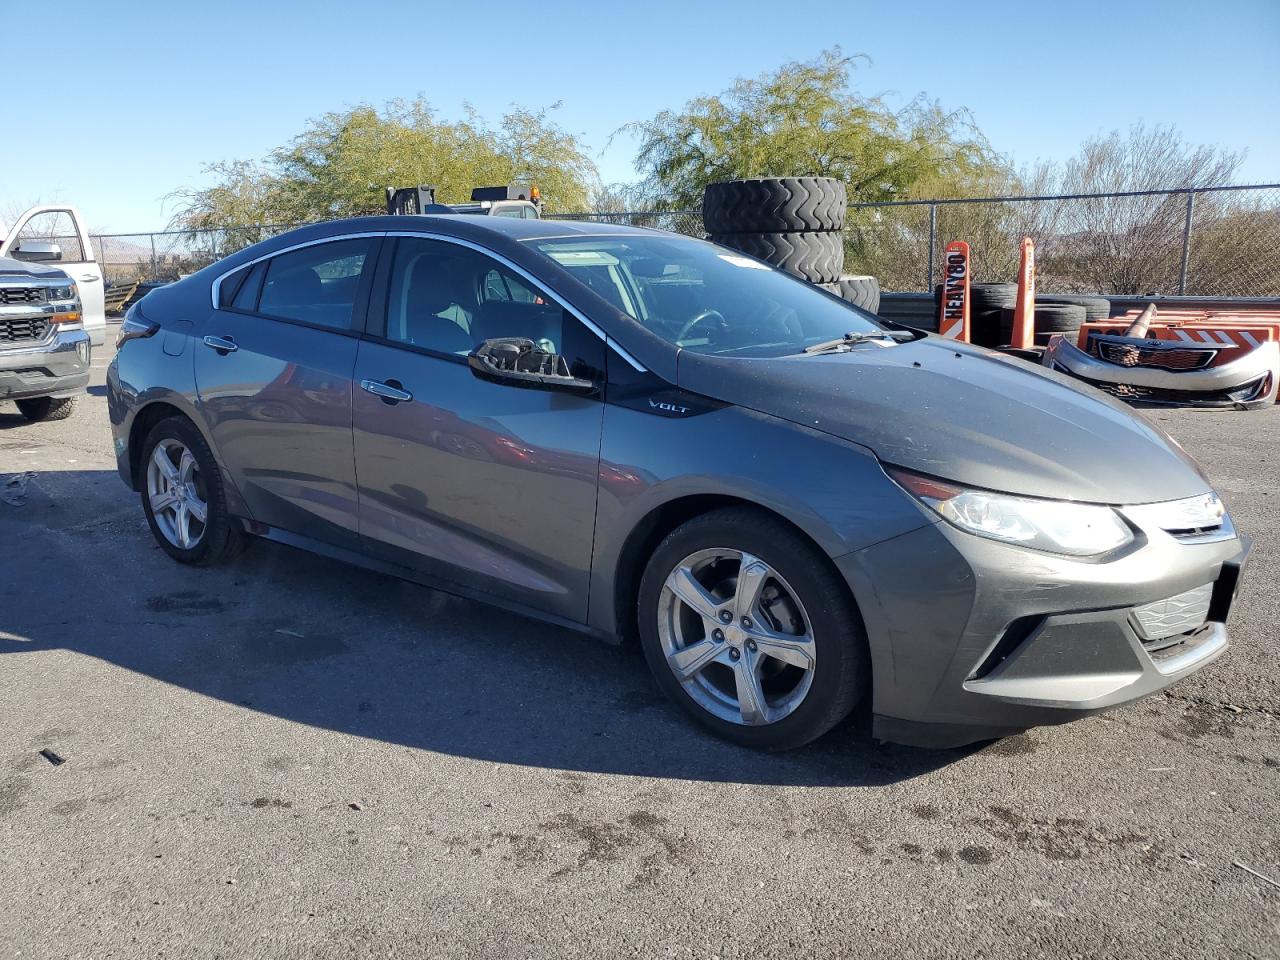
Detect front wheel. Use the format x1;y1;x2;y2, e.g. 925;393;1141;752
140;416;246;565
637;508;869;750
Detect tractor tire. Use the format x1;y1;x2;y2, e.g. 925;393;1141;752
832;275;881;313
709;232;844;284
702;178;847;234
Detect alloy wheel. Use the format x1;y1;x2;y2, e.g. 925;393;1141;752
146;438;208;550
657;548;816;726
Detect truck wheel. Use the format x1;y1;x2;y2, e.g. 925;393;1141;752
709;232;845;284
637;507;869;750
702;178;848;234
15;396;78;422
140;417;246;566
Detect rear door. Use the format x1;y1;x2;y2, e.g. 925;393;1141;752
352;235;605;622
0;206;106;345
194;235;382;552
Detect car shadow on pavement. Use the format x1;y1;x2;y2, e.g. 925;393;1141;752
0;468;962;787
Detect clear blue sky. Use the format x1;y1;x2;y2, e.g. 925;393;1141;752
8;0;1277;233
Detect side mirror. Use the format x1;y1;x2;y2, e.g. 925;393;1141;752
12;240;62;263
468;337;597;394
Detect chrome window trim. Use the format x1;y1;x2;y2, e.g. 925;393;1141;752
209;232;384;310
383;230;647;372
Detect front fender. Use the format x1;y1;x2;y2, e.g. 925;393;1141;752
588;401;929;636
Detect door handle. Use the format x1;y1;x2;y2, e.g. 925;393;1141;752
360;378;413;404
202;335;239;355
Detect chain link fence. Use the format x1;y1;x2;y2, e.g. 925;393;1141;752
88;185;1279;299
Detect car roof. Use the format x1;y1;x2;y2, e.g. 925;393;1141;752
322;213;668;242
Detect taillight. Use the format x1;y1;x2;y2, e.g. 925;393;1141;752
116;308;159;349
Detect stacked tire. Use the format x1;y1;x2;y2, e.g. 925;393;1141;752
934;282;1017;347
999;304;1087;346
820;275;881;314
703;178;861;290
933;286;1111;346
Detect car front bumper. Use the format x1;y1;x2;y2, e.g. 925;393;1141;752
0;327;91;401
838;508;1249;748
1042;335;1279;408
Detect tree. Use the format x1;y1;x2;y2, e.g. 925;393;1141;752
1037;124;1246;293
623;49;1005;209
170;97;599;237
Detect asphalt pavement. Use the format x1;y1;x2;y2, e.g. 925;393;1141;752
1;332;1277;959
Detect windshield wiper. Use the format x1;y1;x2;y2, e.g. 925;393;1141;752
803;330;902;354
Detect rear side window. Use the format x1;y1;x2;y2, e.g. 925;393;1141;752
231;262;267;311
257;238;376;330
219;261;265;310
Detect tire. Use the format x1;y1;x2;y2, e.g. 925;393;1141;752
972;282;1018;311
140;416;246;566
999;304;1086;343
931;284;1004;346
637;507;869;750
833;275;880;313
15;396;78;422
702;178;847;234
709;232;844;284
1037;294;1111;322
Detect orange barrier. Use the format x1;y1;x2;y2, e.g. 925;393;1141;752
937;240;971;341
1009;237;1036;349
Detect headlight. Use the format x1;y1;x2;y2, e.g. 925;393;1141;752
889;467;1134;557
48;283;76;302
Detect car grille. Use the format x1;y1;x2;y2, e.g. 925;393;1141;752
0;286;47;306
1076;373;1269;406
0;316;51;344
1132;583;1213;646
1091;338;1215;370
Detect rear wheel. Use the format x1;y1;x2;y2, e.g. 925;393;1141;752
15;396;77;421
637;508;868;750
140;417;245;565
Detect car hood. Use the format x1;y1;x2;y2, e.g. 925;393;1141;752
0;256;68;279
676;336;1211;504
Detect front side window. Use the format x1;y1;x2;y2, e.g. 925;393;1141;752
531;235;887;358
383;237;563;357
257;238;376;330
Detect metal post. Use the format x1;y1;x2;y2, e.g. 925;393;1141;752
926;204;937;291
1178;190;1195;295
150;235;158;281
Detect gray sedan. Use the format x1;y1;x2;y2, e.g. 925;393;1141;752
106;215;1249;750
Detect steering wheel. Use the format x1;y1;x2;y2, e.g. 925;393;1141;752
676;308;727;343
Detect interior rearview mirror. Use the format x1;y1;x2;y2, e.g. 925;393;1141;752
467;337;596;394
13;240;63;263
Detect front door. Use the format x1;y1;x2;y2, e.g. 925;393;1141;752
0;206;106;345
194;236;381;552
353;236;606;622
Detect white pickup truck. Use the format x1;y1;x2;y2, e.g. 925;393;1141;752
0;205;101;421
0;205;105;345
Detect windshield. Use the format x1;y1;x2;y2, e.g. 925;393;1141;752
531;234;885;357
